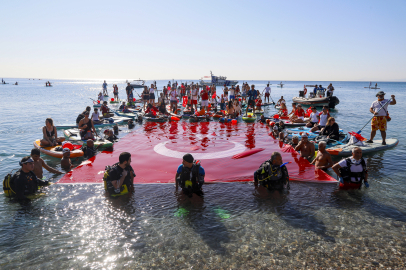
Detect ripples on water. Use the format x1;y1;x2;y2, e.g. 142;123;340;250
0;79;405;268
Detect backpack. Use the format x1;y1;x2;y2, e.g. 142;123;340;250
3;170;17;197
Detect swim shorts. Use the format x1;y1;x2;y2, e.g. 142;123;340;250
371;116;387;131
201;100;209;107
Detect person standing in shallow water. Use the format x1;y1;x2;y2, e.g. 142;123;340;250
367;91;396;145
175;154;205;197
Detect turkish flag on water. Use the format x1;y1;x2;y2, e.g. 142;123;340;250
59;122;337;185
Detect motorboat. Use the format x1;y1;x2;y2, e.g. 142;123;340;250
292;89;339;108
127;79;145;88
199;71;238;86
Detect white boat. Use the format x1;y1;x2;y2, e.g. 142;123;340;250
128;79;146;88
199;71;238;86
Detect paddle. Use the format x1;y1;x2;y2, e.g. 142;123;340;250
356;98;392;134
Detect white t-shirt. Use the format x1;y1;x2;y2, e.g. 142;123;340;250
338;158;365;182
229;89;235;96
319;113;329;126
98;95;104;102
371;99;389;117
309;112;318;122
170;90;177;101
149;88;155;94
265;87;271;93
91;112;100;121
191;89;198;98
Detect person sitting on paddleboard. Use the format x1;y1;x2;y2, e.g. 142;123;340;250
158;101;169;115
41;118;64;147
103;152;135;195
100;101;110;118
367;91;396;145
319;117;339;141
4;156;49;201
254;151;289;191
276;96;285;107
332;147;369;190
310;106;330;132
78;111;96;140
306;106;319;127
311;141;333;172
226;101;236;119
119;101;130;113
295;133;315;161
98;92;104;102
145;103;158;118
279;103;289;118
31;148;62;179
292;104;305;123
92;108;101;124
175;153;205;197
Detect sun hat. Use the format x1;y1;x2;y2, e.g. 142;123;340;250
376;91;386;96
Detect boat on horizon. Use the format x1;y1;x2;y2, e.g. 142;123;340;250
199;71;238;86
127;79;145;88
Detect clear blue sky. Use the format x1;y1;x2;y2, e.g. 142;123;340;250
1;0;405;81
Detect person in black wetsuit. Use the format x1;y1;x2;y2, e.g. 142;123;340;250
78;111;96;140
7;156;49;201
104;152;135;194
319;117;339;141
175;153;205;197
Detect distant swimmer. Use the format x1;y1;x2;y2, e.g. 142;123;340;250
103;152;135;195
4;156;50;201
367;91;396;145
254;151;290;190
175;153;205;197
332;147;369;190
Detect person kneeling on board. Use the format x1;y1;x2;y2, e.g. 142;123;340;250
103;152;135;195
175;153;205;197
254;152;289;190
3;156;49;201
332;147;369;189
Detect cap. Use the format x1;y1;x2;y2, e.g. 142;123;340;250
63;148;70;153
20;157;34;165
183;153;194;163
376;91;386;97
301;133;308;138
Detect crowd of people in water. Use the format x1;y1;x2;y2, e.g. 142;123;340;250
3;79;397;200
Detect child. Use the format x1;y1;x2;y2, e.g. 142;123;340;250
81;139;102;159
256;97;262;111
61;148;73;170
31;148;62;179
92;108;101;123
105;129;118;143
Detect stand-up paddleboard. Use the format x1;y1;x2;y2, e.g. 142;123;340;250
58;122;337;185
327;139;399;156
63;129;114;149
33;140;84;158
55;116;131;129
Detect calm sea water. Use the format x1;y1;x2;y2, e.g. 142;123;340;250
0;79;405;268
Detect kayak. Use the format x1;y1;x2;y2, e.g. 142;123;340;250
326;139;399;156
63;129;114;149
33;139;84;158
242;114;256;123
55;116;131;129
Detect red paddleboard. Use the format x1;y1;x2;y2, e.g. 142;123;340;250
58;122;337;185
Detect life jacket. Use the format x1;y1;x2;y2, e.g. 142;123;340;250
177;161;204;191
103;163;132;196
339;158;367;183
254;160;289;190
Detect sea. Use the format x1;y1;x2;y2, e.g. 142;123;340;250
0;79;405;269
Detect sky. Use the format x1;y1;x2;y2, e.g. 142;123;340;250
0;0;405;81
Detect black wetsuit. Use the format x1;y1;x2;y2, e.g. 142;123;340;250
105;163;134;193
10;169;48;200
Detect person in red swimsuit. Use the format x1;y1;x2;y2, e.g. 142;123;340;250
292;104;305;123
